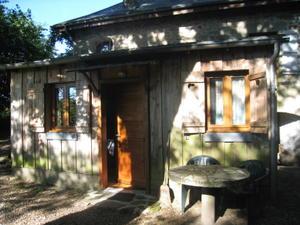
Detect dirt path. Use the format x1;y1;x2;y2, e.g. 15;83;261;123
0;176;88;225
0;139;11;175
0;175;157;225
1;165;300;225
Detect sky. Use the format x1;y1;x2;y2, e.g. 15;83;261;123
4;0;121;53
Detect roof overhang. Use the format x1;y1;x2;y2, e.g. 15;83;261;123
0;35;288;71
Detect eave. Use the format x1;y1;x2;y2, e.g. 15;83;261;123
0;35;288;71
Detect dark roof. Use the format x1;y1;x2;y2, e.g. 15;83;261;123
52;0;246;29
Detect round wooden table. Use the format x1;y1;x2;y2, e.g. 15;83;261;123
169;165;250;225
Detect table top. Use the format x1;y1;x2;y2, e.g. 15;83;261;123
169;165;250;188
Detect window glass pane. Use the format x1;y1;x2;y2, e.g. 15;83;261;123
68;87;76;126
55;87;64;127
97;40;113;53
232;77;246;125
210;78;223;125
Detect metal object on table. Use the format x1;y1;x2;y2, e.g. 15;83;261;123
169;165;250;225
187;155;220;166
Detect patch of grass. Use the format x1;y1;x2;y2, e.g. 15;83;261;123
148;201;161;213
15;182;26;189
12;155;23;167
32;185;46;194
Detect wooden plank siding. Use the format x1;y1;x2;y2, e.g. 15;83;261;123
10;67;98;177
11;71;24;167
161;58;182;171
149;63;164;193
22;70;35;168
149;48;271;192
10;46;272;193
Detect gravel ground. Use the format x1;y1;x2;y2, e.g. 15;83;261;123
132;166;300;225
0;175;155;225
0;176;89;225
254;166;300;225
1;167;300;225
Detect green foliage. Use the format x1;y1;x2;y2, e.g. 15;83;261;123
0;3;54;63
0;72;9;119
0;1;73;120
49;26;74;57
148;202;161;213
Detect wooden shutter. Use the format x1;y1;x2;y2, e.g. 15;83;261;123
44;84;54;131
181;81;206;134
249;72;268;133
27;84;45;132
75;86;91;132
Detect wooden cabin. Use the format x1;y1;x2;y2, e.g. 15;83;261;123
1;0;300;194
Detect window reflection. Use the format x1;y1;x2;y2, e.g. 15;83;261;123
68;87;76;126
210;78;224;125
232;77;246;125
55;87;64;127
54;84;76;128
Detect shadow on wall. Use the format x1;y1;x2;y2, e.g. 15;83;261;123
278;112;300;166
277;73;300;115
11;69;99;183
11;6;300;196
166;46;271;170
73;7;284;55
69;9;284;190
14;165;99;190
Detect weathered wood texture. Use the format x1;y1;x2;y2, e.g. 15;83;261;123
90;70;100;175
10;67;98;176
11;47;272;193
148;48;271;192
11;71;24;167
149;63;164;193
249;72;268;133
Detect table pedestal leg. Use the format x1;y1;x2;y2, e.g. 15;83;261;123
179;184;188;213
201;193;215;225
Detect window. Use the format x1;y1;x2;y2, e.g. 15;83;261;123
50;83;76;131
206;71;250;132
97;40;113;53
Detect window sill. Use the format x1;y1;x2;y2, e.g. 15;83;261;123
46;132;78;141
48;128;76;133
203;132;252;142
207;126;250;133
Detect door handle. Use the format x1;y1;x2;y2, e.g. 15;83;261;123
106;139;115;156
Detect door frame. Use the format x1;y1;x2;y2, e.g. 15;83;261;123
98;65;150;192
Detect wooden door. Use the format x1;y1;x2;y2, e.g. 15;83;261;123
116;82;147;188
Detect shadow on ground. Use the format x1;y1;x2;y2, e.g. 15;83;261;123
1;157;300;225
0;138;11;175
254;166;300;225
0;174;158;225
0;176;84;224
45;190;158;225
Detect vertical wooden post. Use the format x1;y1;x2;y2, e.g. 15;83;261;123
268;41;280;202
180;184;188;213
145;65;150;194
268;62;278;201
